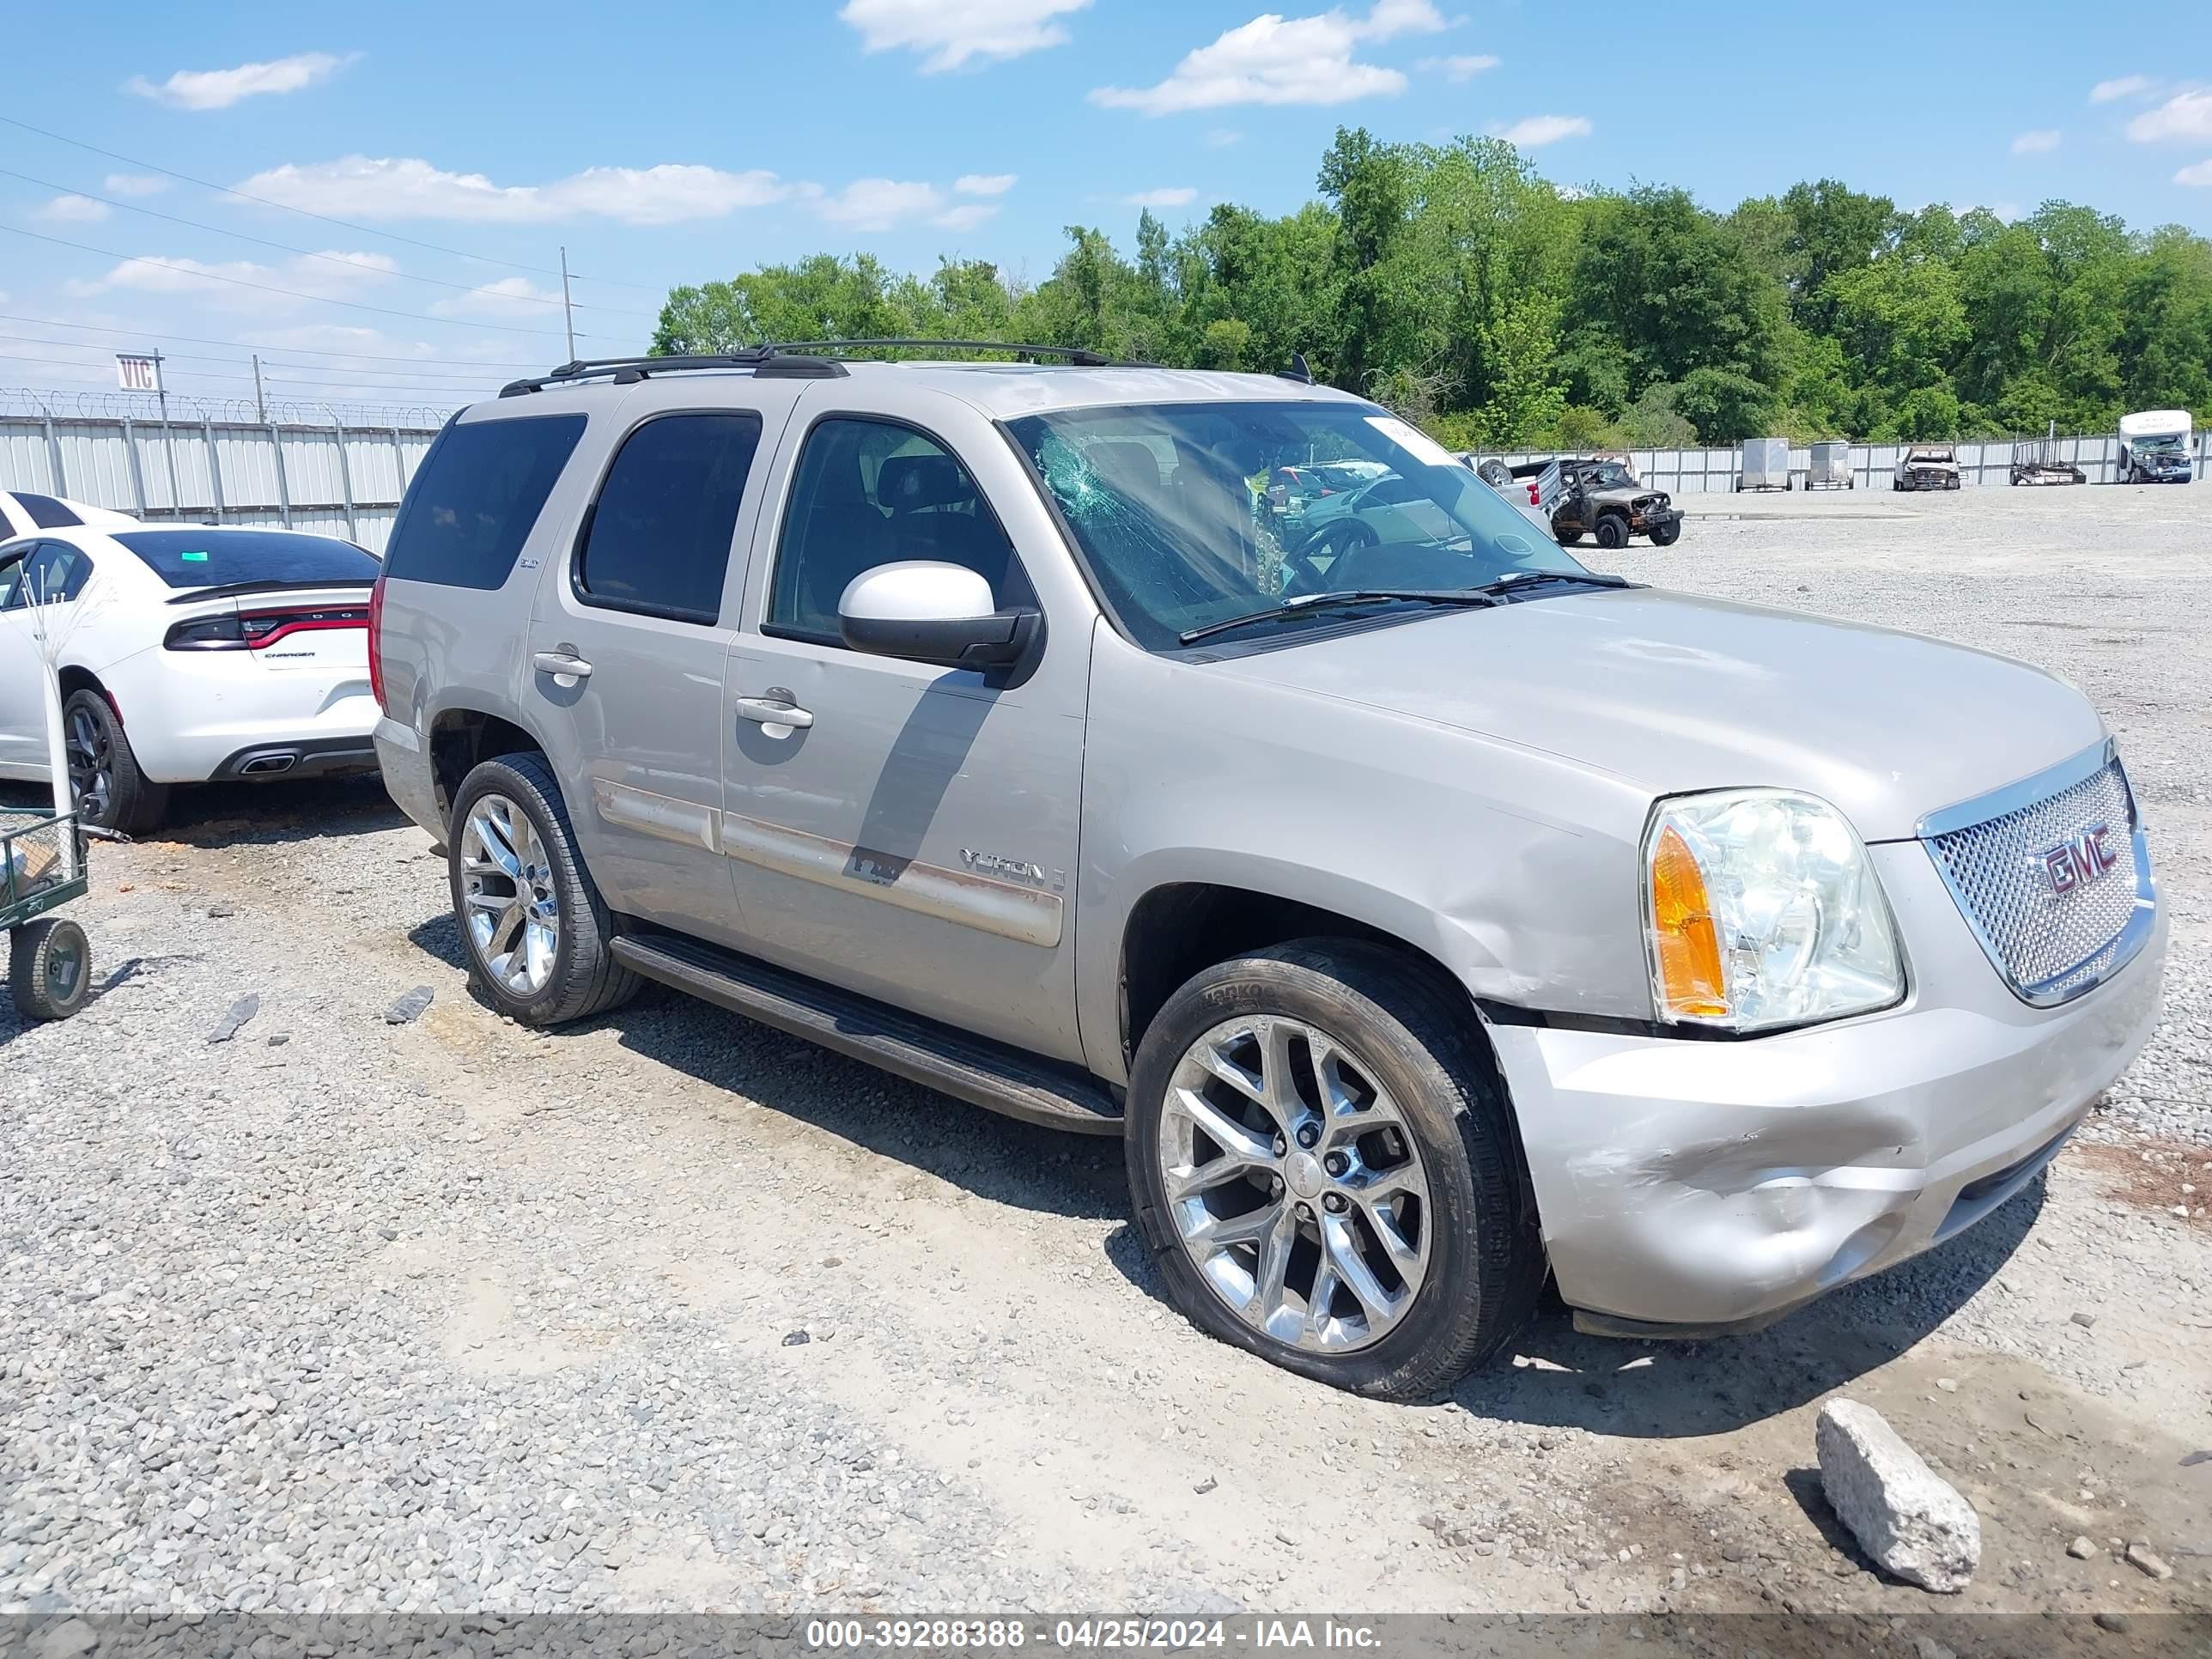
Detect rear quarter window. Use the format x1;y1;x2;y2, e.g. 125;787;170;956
382;413;586;590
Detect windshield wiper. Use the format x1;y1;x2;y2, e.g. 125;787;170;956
1471;569;1636;597
1179;588;1501;646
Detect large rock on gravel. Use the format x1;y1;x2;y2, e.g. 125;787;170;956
1815;1399;1981;1593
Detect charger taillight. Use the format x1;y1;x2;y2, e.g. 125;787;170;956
368;572;387;713
164;615;247;650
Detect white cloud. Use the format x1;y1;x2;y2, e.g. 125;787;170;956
2127;89;2212;143
34;194;110;224
2177;158;2212;186
102;173;167;198
933;204;1001;231
1123;187;1198;207
1090;1;1445;115
954;173;1018;196
841;0;1091;72
1494;114;1591;149
1419;53;1498;82
817;179;945;231
126;51;354;111
235;155;793;226
431;276;566;319
2090;74;2154;103
67;250;399;313
1205;128;1243;148
2012;128;2061;155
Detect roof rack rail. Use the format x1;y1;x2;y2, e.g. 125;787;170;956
770;339;1128;368
498;349;848;398
495;338;1133;399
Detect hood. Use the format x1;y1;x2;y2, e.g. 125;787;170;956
1206;587;2105;842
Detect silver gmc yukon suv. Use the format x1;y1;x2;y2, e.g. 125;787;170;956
370;346;2164;1401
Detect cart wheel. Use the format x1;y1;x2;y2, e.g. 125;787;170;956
11;917;91;1021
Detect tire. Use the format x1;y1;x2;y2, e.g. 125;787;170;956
1553;525;1585;546
447;751;641;1027
1594;514;1630;550
1125;940;1545;1401
1648;519;1681;546
63;690;167;834
11;916;91;1020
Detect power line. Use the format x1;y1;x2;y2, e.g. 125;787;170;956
0;335;521;385
0;166;661;319
0;221;603;339
0;310;550;368
0;112;667;294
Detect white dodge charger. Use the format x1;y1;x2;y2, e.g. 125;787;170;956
0;519;383;831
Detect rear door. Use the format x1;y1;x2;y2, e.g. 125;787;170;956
526;389;799;942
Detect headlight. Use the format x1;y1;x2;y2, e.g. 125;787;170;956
1644;789;1904;1030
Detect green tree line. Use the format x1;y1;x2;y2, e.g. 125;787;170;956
651;128;2212;450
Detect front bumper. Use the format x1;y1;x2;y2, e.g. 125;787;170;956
1633;506;1682;533
1493;839;2166;1332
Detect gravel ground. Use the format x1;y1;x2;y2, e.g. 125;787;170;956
2;485;2207;1622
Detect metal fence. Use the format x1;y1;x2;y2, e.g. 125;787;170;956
6;410;2206;558
1473;430;2209;494
0;410;443;552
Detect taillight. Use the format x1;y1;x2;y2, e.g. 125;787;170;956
368;572;387;713
165;616;247;650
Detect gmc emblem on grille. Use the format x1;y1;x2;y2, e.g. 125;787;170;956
2039;823;2118;895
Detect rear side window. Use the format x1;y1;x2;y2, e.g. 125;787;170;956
575;411;762;624
112;529;380;589
0;501;22;539
383;413;586;590
19;542;93;604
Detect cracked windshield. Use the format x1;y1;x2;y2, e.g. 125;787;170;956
1007;401;1589;650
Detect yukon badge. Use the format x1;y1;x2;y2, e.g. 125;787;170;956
960;848;1060;889
2039;823;2118;896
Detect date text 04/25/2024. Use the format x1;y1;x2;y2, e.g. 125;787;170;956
803;1620;1381;1650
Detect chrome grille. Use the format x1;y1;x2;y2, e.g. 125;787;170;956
1926;757;2143;1000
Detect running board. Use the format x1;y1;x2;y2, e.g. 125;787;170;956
609;932;1123;1135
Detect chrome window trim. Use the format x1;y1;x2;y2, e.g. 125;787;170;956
1917;737;2157;1008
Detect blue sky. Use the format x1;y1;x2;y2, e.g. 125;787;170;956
3;1;2208;413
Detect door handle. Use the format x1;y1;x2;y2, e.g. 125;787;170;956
532;649;592;679
734;694;814;730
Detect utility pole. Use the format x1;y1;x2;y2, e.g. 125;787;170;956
252;353;267;423
560;246;577;362
152;347;184;521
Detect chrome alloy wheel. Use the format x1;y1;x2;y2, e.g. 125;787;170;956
459;793;560;997
1158;1015;1433;1353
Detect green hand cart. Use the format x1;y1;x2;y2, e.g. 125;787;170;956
3;808;92;1020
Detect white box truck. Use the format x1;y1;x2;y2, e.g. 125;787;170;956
2117;410;2195;483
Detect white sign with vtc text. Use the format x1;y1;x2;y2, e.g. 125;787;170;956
115;353;162;393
